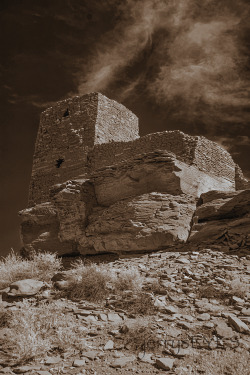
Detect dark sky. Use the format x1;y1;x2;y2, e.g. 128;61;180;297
1;0;250;256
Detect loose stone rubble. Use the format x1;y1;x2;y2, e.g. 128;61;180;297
0;248;249;374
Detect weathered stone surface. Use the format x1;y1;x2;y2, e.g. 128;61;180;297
52;179;96;243
6;279;45;297
72;359;85;367
228;315;250;333
189;189;250;249
19;179;97;256
110;355;136;368
155;357;175;370
215;321;235;338
19;93;250;256
81;193;196;252
92;151;233;207
19;202;70;255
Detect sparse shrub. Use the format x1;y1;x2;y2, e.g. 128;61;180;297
181;349;250;375
123;321;161;353
4;300;85;364
198;282;250;304
0;250;62;288
118;291;158;315
145;278;168;295
0;307;12;327
198;286;230;301
112;267;143;292
66;263;111;302
228;278;249;299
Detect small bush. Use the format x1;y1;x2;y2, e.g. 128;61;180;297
144;278;168;295
4;300;85;364
123;321;161;353
0;307;12;328
66;263;111;302
198;286;230;301
228;278;249;299
112;267;143;292
118;292;158;315
0;250;62;288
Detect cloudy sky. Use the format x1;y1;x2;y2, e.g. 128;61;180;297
1;0;250;256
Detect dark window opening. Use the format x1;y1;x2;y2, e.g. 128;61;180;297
56;158;64;168
63;108;69;117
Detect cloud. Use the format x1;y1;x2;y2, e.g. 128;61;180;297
76;0;250;132
77;0;159;94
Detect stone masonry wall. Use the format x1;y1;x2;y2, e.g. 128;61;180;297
89;131;198;171
194;137;235;185
89;130;236;184
28;93;139;206
28;92;239;208
95;93;139;144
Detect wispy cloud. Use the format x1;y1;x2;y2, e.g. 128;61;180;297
78;0;160;94
76;0;250;131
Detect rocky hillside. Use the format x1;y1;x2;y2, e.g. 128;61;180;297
0;248;249;374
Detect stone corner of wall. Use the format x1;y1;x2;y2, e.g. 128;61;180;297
235;164;250;190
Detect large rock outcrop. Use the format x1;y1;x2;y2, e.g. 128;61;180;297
189;189;250;250
19;93;249;256
81;192;196;252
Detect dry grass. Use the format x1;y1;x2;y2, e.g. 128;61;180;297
177;349;250;375
112;267;143;292
122;320;161;353
229;278;249;299
117;291;158;315
0;307;12;328
197;281;249;303
144;278;169;295
0;250;62;289
65;261;112;302
198;286;230;301
3;300;85;364
63;261;158;315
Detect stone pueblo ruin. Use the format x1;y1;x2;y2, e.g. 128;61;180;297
19;92;250;256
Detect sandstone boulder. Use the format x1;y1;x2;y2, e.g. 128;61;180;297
5;279;45;297
189;189;250;249
19;179;97;255
81;193;196;253
92;151;234;207
19;202;65;254
52;178;96;242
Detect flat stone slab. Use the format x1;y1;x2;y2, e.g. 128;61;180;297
107;313;123;322
228;315;250;333
72;359;86;367
156;357;175;370
110;355;136;368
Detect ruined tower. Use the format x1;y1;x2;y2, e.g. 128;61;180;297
28;92;139;205
21;92;250;256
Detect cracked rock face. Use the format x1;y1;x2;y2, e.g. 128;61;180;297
92;151;233;207
19;93;249;256
189;189;250;249
19;152;250;256
19;157;198;255
82;193;197;253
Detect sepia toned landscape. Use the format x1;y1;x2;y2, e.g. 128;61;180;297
1;1;250;374
1;94;250;375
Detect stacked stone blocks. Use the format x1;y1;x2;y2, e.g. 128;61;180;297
29;93;139;206
21;92;248;256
